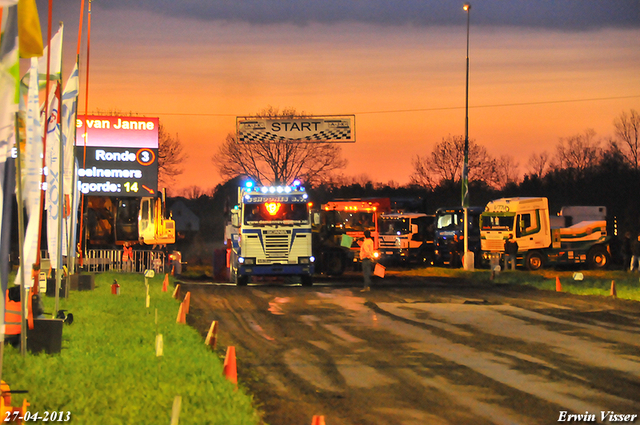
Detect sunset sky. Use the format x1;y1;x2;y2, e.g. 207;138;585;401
29;0;640;193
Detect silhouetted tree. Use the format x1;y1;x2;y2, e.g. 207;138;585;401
212;106;347;185
158;123;187;186
527;151;550;178
614;109;640;171
551;129;601;178
410;134;497;189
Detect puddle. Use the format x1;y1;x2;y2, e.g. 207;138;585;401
268;297;290;315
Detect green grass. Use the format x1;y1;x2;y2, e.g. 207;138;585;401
2;272;260;425
399;266;640;301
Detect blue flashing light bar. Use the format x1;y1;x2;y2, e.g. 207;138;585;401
248;185;306;194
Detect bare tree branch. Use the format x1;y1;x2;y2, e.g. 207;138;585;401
211;107;347;185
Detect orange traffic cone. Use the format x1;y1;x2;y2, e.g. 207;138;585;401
176;303;186;324
311;415;326;425
555;276;562;292
610;280;617;298
172;284;181;300
223;346;237;385
183;292;191;315
162;274;169;292
205;321;218;349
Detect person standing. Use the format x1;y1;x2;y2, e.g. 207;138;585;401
122;242;133;273
630;233;640;272
504;234;518;271
622;231;632;272
360;230;375;292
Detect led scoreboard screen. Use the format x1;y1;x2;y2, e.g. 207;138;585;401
75;115;159;197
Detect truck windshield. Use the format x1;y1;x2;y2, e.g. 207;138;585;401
379;218;410;235
244;203;309;225
436;212;462;230
481;214;515;231
341;211;375;233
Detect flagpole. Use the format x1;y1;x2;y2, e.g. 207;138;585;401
78;0;92;269
14;114;28;357
55;80;64;312
65;0;86;278
34;0;55;290
462;3;473;271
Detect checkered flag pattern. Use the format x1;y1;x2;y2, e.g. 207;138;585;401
239;128;352;143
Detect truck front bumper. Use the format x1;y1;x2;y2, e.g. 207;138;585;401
239;264;314;277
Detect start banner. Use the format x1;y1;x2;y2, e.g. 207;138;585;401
237;115;355;144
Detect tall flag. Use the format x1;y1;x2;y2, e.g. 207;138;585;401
45;84;61;269
15;56;42;287
20;24;62;90
1;4;19;296
61;63;79;254
17;0;43;58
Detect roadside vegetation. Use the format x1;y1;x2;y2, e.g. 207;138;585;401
402;266;640;301
2;272;260;425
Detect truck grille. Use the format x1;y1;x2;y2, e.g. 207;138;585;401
264;234;290;260
483;239;504;252
379;240;396;249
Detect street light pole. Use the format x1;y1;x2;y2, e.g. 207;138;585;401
462;3;473;270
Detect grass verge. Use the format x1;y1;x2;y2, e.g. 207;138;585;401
400;266;640;301
2;272;260;425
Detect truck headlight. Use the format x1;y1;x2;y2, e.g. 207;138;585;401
373;251;380;259
299;257;314;264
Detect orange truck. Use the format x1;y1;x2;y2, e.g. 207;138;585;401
311;198;391;275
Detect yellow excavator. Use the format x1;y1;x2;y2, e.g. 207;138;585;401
138;189;176;245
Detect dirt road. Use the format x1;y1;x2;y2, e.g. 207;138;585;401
180;274;640;425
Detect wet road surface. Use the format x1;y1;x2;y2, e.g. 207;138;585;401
180;274;640;425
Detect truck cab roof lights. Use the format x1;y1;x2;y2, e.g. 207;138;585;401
244;181;254;189
292;179;301;186
276;186;284;193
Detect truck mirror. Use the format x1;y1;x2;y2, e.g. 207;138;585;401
231;211;240;227
411;224;418;234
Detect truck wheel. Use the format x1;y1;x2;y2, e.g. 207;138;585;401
525;251;544;271
588;246;610;269
301;275;313;287
235;273;248;286
325;252;344;276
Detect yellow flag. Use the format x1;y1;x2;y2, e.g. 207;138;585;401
17;0;43;58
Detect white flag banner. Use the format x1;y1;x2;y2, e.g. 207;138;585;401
45;84;61;269
19;24;64;88
61;64;79;254
15;57;43;287
38;24;63;81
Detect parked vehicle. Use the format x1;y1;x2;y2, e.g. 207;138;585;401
434;207;483;267
311;198;390;275
378;212;435;265
480;197;610;270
